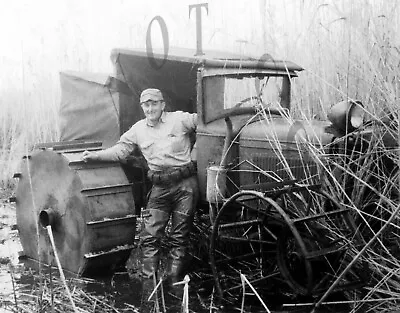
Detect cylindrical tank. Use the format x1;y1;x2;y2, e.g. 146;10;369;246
14;142;136;275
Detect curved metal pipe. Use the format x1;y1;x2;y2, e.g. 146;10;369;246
39;208;57;228
220;117;233;168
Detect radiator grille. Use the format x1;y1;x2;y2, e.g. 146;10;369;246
238;153;319;187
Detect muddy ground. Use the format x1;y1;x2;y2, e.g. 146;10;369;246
0;185;356;313
0;188;211;313
0;189;24;306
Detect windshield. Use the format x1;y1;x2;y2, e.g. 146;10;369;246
202;75;287;123
223;76;283;110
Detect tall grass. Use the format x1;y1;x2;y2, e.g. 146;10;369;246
269;2;399;310
1;0;399;187
0;1;399;310
288;1;400;120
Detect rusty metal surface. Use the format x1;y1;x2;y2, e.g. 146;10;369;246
196;116;333;201
15;145;136;275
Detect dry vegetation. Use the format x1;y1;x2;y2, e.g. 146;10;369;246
0;0;399;312
0;1;399;187
281;2;400;311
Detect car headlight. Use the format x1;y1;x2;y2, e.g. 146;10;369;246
327;100;364;134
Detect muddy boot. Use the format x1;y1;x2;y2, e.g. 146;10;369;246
140;257;160;312
140;275;159;313
142;256;159;279
165;257;185;300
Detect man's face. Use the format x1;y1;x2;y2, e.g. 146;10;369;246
141;100;165;123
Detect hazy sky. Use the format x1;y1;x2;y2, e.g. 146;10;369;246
0;0;306;74
0;0;396;109
0;0;276;106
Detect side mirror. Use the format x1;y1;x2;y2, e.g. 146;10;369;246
327;100;364;135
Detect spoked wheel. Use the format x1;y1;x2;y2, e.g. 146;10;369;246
273;186;362;296
209;185;366;302
276;224;342;296
209;190;285;301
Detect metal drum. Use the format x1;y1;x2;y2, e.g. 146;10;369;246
14;141;136;275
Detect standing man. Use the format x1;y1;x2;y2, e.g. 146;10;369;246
82;88;198;290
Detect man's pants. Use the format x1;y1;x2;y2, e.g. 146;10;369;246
140;175;199;280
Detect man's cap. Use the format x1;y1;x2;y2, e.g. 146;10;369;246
140;88;164;103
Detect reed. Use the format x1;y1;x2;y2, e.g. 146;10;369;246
1;0;399;312
1;268;134;313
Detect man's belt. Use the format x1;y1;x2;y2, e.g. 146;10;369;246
147;162;197;185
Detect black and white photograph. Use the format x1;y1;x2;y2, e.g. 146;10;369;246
0;1;399;312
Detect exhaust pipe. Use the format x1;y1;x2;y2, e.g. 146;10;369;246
39;208;57;228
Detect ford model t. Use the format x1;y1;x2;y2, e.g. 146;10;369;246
13;47;398;308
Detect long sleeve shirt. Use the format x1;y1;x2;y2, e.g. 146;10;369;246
96;111;197;171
